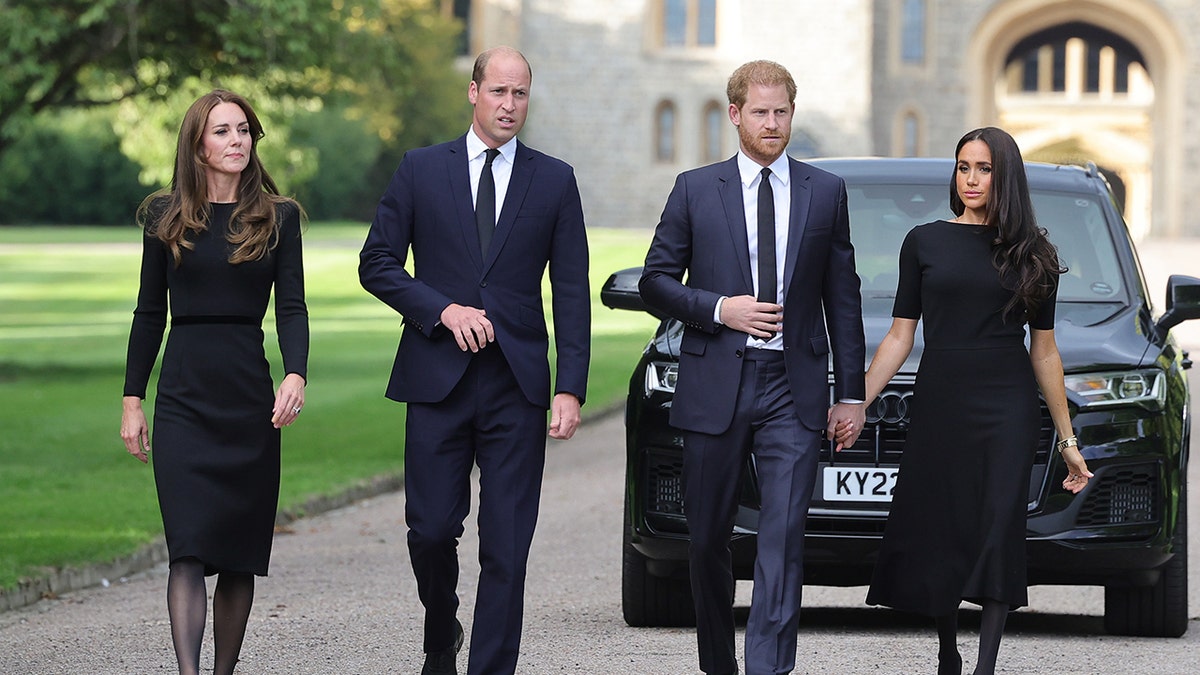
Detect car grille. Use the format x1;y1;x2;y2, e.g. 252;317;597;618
645;448;685;516
1076;463;1160;527
823;381;1055;467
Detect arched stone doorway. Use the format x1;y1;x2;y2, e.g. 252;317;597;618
1033;138;1127;213
967;0;1186;238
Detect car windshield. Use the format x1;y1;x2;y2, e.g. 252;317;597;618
848;183;1126;309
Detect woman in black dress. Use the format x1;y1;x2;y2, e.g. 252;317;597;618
841;127;1092;675
119;90;308;675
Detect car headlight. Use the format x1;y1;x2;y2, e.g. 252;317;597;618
1063;369;1166;410
644;361;678;395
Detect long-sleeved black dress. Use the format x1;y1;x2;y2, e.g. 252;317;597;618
865;220;1056;615
124;201;308;576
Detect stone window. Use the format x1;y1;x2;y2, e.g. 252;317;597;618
655;100;677;163
702;101;724;163
660;0;717;48
897;110;923;157
900;0;926;64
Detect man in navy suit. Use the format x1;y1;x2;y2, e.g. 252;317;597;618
640;60;866;675
359;46;590;675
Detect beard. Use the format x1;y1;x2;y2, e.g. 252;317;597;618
738;124;790;164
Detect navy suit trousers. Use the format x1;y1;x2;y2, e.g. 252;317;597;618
404;345;546;675
682;350;821;675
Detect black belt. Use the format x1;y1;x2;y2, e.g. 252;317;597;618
172;315;260;327
742;348;784;361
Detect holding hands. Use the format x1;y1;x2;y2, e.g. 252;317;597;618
827;402;865;452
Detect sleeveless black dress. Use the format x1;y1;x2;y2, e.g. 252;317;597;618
865;220;1056;615
124;202;308;575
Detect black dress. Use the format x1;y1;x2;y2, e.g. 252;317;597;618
124;201;308;576
865;220;1055;615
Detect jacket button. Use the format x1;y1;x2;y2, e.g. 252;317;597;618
735;349;743;358
480;281;488;288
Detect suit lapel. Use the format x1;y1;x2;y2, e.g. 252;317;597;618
484;141;534;274
717;158;754;293
783;158;813;293
447;135;485;269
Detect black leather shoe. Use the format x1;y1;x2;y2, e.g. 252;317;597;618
421;619;464;675
938;652;962;675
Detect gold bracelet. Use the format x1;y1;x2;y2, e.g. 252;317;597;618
1056;436;1078;454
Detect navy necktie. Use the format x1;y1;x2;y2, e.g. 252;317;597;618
476;148;500;255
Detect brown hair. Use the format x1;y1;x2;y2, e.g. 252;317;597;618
137;89;300;265
726;60;797;109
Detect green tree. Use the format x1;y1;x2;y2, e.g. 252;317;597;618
0;0;467;206
0;108;145;224
301;0;470;219
0;0;338;158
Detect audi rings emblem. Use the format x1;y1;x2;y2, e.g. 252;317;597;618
867;390;912;425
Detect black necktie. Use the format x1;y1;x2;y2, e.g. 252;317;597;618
757;167;776;340
757;167;777;302
476;148;499;255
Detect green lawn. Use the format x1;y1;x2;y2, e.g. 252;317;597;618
0;223;657;590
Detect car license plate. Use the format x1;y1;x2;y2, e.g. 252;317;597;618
822;466;899;502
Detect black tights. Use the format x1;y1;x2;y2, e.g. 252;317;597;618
166;558;256;675
935;601;1009;675
935;611;961;675
974;601;1009;675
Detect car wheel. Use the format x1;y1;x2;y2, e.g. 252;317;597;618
1103;480;1189;637
621;502;697;627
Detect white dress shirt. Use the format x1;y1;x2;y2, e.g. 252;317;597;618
466;127;517;225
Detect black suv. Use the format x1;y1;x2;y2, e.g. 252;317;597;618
601;158;1199;638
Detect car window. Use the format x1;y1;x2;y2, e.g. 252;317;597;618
1032;191;1125;302
846;183;1125;305
847;184;950;297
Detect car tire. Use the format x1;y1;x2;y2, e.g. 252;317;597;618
621;502;697;627
1103;480;1189;637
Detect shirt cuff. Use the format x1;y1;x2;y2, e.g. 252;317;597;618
838;398;865;404
713;296;726;324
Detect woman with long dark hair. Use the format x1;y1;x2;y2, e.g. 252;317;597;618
120;89;308;674
842;127;1092;674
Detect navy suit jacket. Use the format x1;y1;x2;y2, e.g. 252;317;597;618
359;134;590;409
639;155;865;434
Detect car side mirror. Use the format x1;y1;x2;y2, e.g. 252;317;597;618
600;266;669;321
1155;274;1200;337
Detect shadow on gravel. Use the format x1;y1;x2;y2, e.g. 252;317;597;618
791;606;1106;636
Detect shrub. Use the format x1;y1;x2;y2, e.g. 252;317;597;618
0;108;147;225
